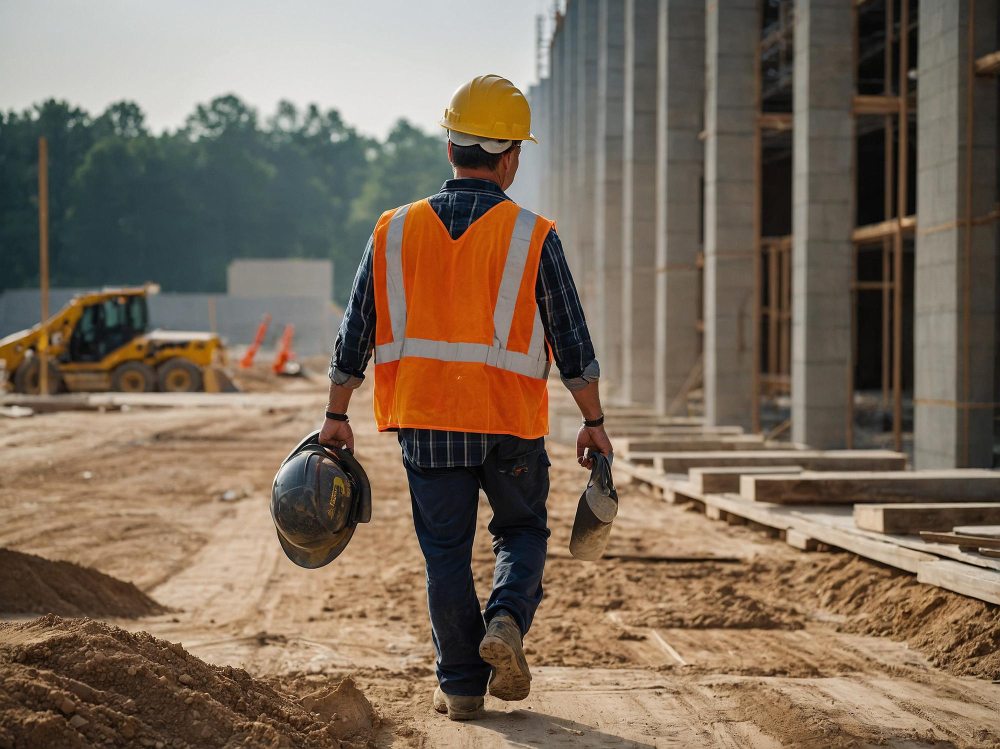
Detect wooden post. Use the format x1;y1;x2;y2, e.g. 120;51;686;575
37;137;50;396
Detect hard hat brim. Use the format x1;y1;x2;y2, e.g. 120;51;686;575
440;121;537;145
276;524;356;569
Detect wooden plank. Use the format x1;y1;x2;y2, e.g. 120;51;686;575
854;503;1000;533
918;532;1000;551
621;435;780;455
953;525;1000;538
916;560;1000;605
631;450;907;473
742;470;1000;504
689;465;803;494
979;549;1000;560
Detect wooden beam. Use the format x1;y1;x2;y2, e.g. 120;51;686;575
621;435;775;455
853;94;900;115
758;112;792;132
974;49;1000;76
631;450;908;474
852;215;917;244
916;560;1000;605
854;503;1000;533
954;526;1000;538
689;465;803;494
919;531;1000;550
742;471;1000;505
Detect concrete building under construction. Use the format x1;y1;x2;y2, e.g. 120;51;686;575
521;0;1000;468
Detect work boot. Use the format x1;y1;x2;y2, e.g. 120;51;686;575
479;611;531;701
432;687;485;721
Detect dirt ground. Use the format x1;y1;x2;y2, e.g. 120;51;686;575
2;368;1000;748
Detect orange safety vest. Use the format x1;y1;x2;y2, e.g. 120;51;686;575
371;198;554;438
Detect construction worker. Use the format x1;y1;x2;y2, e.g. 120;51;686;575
320;74;612;721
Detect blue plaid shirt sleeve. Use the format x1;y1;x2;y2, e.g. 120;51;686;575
536;228;599;386
328;233;375;384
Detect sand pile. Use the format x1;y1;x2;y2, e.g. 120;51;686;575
0;615;378;749
0;549;165;618
776;555;1000;679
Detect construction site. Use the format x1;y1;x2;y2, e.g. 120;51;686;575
2;0;1000;747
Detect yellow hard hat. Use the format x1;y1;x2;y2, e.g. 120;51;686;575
440;74;537;144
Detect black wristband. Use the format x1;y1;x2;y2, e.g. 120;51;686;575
583;414;605;428
325;411;349;422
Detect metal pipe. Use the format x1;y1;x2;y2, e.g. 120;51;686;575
882;0;894;410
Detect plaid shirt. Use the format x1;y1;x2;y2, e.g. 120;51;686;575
331;178;598;467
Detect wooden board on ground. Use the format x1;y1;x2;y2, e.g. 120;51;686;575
620;435;796;456
953;525;1000;538
629;450;907;474
854;503;1000;533
917;560;1000;605
741;470;1000;505
980;548;1000;559
918;531;1000;551
611;425;745;438
689;465;803;494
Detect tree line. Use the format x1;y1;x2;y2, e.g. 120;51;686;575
0;95;451;302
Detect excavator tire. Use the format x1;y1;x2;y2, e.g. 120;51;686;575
157;358;203;393
13;357;63;395
111;361;157;392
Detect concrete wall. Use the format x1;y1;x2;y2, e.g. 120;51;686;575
593;0;627;399
790;0;855;448
654;0;704;414
621;0;661;406
227;259;333;301
702;0;758;428
914;0;999;467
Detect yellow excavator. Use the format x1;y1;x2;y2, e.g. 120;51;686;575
0;284;237;394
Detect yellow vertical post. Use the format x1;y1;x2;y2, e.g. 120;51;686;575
37;136;50;396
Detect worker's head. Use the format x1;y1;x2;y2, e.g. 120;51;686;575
440;74;536;191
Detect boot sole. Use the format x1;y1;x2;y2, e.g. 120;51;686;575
479;635;531;701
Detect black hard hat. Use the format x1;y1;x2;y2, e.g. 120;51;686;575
270;431;372;569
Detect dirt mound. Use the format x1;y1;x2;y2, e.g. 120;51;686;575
628;582;804;630
775;555;1000;679
0;549;165;618
0;615;378;749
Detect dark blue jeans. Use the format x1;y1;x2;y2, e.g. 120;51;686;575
403;436;551;696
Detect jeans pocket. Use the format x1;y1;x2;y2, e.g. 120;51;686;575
495;437;547;478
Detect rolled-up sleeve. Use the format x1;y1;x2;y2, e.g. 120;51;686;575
535;228;599;390
329;234;376;388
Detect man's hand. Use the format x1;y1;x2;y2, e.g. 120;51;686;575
319;418;355;452
577;424;613;469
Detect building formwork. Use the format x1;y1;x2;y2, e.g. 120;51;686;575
530;0;999;467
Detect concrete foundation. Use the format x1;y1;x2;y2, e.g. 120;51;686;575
593;0;627;399
654;0;704;414
574;0;600;320
621;0;661;406
914;0;999;467
790;0;855;448
703;0;757;428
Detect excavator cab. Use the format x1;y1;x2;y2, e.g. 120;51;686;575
67;295;148;363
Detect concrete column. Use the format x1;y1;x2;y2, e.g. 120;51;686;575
654;0;704;414
790;0;855;448
594;0;627;399
703;0;757;428
511;82;543;211
914;0;999;468
575;0;600;326
621;0;661;406
561;5;580;275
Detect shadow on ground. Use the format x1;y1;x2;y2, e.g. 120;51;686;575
473;708;655;748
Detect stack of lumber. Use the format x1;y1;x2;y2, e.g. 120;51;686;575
549;392;1000;605
623;460;1000;606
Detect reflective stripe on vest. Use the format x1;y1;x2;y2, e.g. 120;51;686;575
375;206;550;380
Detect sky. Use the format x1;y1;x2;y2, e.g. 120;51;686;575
0;0;553;140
